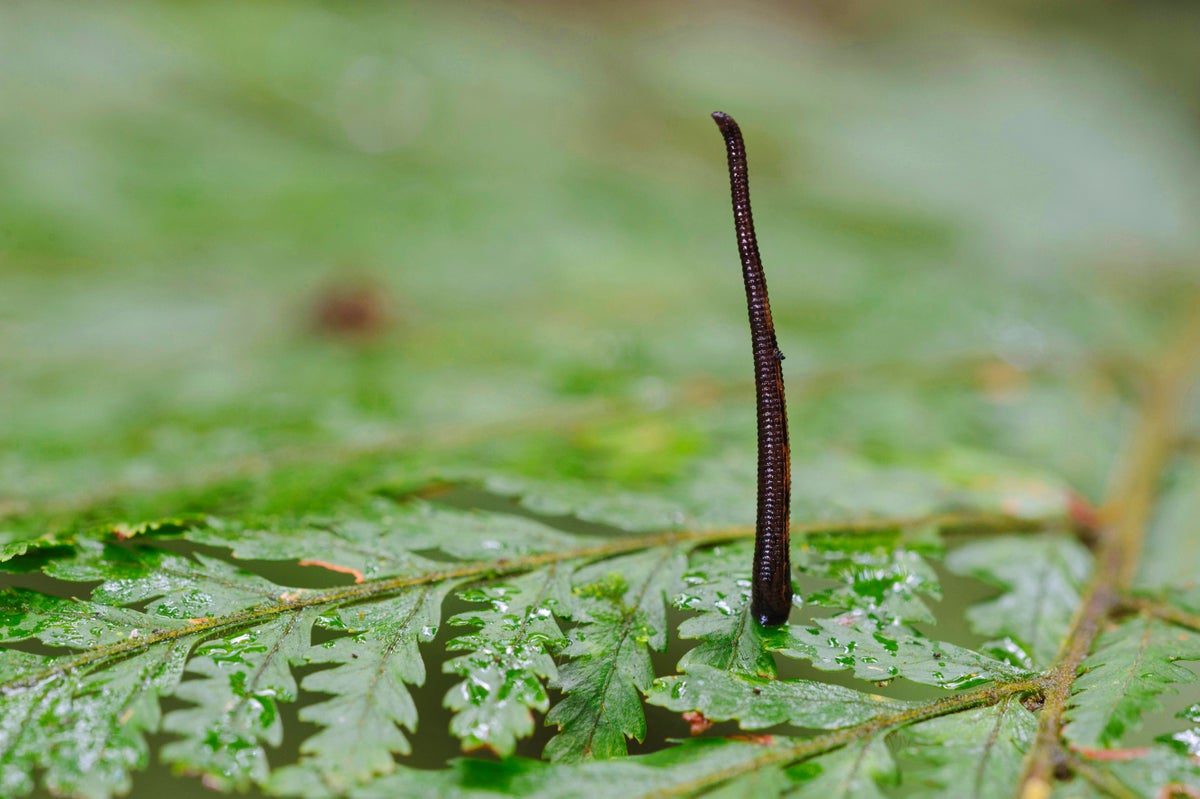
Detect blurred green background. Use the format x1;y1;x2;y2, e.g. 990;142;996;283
3;2;1200;794
4;0;1199;515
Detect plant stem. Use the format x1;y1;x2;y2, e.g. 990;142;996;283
1016;300;1200;799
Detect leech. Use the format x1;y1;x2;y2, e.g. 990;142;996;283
711;111;793;627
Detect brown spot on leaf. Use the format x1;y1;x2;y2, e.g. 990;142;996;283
298;559;366;583
309;277;394;340
682;711;713;736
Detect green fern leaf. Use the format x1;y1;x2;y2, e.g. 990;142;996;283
645;664;909;730
799;544;941;626
770;616;1027;689
445;567;570;756
0;644;187;799
279;585;454;793
545;549;687;761
890;698;1037;798
674;540;774;676
947;534;1091;667
161;607;320;790
1065;617;1200;747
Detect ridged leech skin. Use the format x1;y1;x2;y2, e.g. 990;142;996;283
711;111;793;627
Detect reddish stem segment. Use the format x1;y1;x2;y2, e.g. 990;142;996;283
711;111;793;626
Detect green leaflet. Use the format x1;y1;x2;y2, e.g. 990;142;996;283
646;664;909;730
0;515;210;564
271;586;455;795
0;644;188;799
889;698;1036;798
771;616;1027;689
43;538;293;620
161;608;320;791
799;545;942;626
1064;617;1200;748
545;549;687;761
946;534;1091;668
0;587;190;799
0;650;52;797
445;568;571;757
674;540;775;676
0;588;191;799
0;586;183;648
192;512;443;583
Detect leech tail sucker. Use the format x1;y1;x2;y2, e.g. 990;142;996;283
711;111;793;627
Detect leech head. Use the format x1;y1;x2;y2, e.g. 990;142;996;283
712;111;794;627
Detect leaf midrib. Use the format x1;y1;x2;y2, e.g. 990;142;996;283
353;586;430;750
576;547;676;759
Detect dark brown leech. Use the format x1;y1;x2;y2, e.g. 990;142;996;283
711;111;793;626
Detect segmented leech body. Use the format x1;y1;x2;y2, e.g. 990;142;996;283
711;111;793;627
